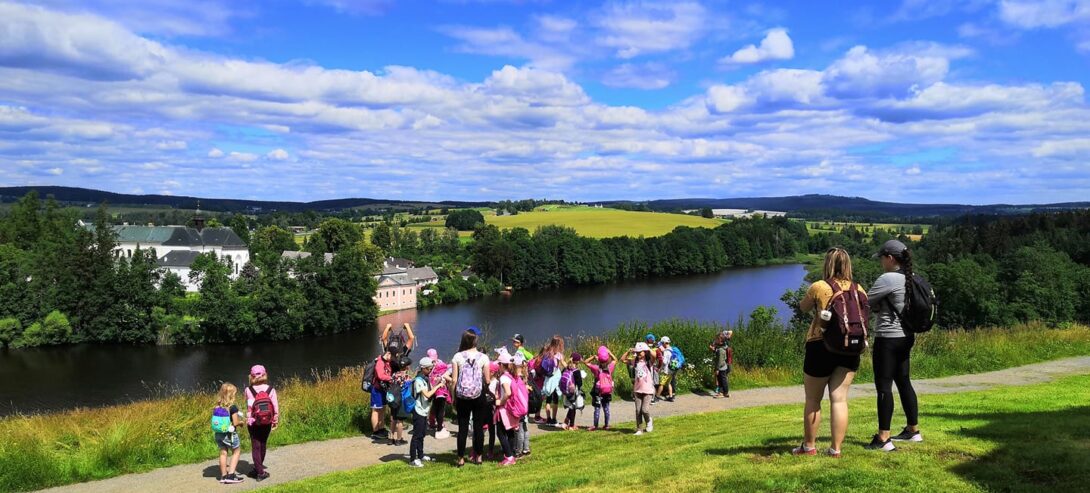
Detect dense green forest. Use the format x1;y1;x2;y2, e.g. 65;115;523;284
2;188;1088;347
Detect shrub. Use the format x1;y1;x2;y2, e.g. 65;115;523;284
0;318;21;348
12;311;71;348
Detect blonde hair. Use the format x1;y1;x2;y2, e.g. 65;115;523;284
217;382;238;408
822;247;853;282
249;373;268;386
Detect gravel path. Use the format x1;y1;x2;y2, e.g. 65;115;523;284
39;356;1090;493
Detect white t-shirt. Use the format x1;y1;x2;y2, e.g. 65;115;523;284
495;373;512;401
661;347;674;372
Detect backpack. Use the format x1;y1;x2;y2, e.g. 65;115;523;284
248;386;276;426
669;346;685;370
399;378;419;417
894;273;939;334
506;376;529;420
822;279;870;356
559;368;575;396
386;380;404;414
540;355;557;376
595;366;614;395
455;353;484;399
360;359;376;392
210;406;232;433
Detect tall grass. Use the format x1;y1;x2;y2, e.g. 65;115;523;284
2;318;1089;492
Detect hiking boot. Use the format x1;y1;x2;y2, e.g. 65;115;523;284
791;444;817;456
891;427;923;442
865;434;896;452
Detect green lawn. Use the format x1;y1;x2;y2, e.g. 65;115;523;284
271;374;1090;493
485;206;726;238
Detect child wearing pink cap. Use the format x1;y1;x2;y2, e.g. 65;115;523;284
425;348;451;438
583;346;617;431
244;364;279;481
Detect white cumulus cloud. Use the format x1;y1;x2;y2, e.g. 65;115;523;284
722;28;795;65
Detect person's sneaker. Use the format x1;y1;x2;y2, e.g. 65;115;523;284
421;455;435;462
791;444;817;456
499;457;516;466
666;396;675;402
409;459;424;468
634;430;645;436
255;472;270;482
865;434;897;452
646;419;653;432
533;416;545;424
891;427;923;442
586;426;597;431
825;448;842;458
221;474;243;484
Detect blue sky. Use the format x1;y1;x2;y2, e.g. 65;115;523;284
1;0;1090;204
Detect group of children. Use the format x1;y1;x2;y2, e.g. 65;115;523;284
210;365;279;484
208;327;735;481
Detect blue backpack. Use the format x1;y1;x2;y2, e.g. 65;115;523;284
399;379;417;417
669;346;685;370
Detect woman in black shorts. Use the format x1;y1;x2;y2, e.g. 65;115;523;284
793;247;866;458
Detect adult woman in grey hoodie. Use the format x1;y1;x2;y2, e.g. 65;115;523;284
865;240;922;452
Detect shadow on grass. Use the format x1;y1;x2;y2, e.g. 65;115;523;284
942;406;1090;492
706;436;799;457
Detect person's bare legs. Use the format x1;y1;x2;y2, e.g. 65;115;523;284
219;449;228;478
802;374;829;449
371;408;385;433
228;447;241;476
828;367;856;452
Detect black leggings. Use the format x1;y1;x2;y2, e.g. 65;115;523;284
496;426;516;458
455;395;487;457
873;336;919;431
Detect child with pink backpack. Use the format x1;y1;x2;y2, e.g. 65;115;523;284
583;346;617;431
493;352;527;466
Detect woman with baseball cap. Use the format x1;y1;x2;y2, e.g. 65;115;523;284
866;239;922;452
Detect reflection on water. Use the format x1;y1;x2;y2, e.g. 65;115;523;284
0;264;805;415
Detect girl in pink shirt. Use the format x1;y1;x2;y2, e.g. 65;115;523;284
622;343;655;435
245;364;279;481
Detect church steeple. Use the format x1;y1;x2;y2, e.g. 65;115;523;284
193;201;205;232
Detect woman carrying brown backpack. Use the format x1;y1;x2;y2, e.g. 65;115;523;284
793;247;868;458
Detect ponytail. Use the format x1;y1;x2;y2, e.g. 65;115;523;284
900;248;915;305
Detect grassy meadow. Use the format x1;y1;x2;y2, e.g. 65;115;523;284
484;205;726;238
2;321;1088;492
271;373;1090;493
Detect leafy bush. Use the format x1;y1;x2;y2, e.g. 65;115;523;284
445;209;486;231
0;318;21;347
12;311;71;348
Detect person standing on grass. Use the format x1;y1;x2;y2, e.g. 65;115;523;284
492;352;520;466
623;342;656;435
513;353;533;456
211;383;246;484
584;346;617;430
644;334;662;403
794;247;867;458
244;365;278;482
409;357;446;468
451;328;492;467
656;336;677;402
370;346;395;439
866;240;923;452
539;336;566;426
425;348;452;439
710;331;733;398
387;356;410;446
560;352;584;430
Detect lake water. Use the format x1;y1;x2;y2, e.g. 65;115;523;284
0;264;806;415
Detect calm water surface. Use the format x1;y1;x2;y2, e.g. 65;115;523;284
0;264;805;415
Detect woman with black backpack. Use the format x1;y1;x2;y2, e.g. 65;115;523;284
865;240;923;452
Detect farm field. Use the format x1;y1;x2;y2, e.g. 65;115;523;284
802;220;929;241
483;205;726;238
